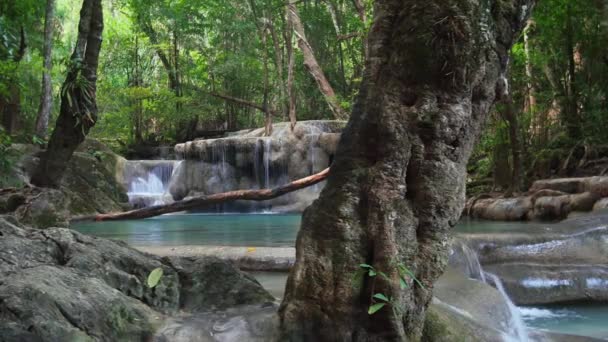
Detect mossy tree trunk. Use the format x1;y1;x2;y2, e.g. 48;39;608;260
31;0;103;188
279;0;535;340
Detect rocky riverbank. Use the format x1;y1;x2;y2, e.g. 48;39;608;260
465;176;608;221
0;216;274;341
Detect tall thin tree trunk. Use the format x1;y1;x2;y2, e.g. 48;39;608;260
564;4;581;140
287;0;347;120
523;19;542;145
31;0;103;188
285;3;297;131
351;0;368;60
502;96;523;195
35;0;55;139
279;0;535;340
1;27;26;134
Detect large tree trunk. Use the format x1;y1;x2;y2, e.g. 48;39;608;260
279;1;535;340
30;0;103;188
35;0;55;139
287;1;347;120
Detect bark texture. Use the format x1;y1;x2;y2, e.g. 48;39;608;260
279;1;535;340
35;0;56;139
30;0;103;188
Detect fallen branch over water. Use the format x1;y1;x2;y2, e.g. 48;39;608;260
72;167;330;222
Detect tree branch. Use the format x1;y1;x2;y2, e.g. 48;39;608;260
72;167;330;222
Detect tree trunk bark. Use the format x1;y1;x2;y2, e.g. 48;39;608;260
279;1;535;340
35;0;55;139
73;167;329;222
523;19;542;144
288;1;347;120
30;0;103;188
285;3;297;131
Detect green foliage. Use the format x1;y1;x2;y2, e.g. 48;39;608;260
146;267;163;288
357;262;424;316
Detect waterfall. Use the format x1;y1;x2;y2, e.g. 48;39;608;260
263;138;271;188
254;139;263;189
124;160;181;208
459;243;486;283
486;273;529;342
456;243;528;342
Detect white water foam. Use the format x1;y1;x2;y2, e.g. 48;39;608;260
521;278;572;288
486;273;529;342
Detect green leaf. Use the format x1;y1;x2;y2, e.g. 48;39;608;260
400;277;408;289
359;264;373;269
399;266;424;289
368;269;377;277
147;267;163;288
373;293;390;302
378;271;390;281
368;303;386;315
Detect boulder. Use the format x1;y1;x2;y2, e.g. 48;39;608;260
0;187;70;228
531;192;599;221
3;139;129;217
0;217;274;341
469;196;532;221
530;178;588;194
593;197;608;211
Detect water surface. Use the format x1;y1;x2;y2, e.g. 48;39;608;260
73;215;558;247
520;304;608;339
73;213;301;247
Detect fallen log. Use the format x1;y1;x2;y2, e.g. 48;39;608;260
72;167;330;222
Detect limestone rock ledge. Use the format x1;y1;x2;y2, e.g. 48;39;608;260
0;216;274;341
465;176;608;221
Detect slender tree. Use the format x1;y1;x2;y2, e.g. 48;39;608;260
288;0;347;120
31;0;104;188
34;0;56;139
0;27;26;134
279;0;535;340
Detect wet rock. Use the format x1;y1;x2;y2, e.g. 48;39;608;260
484;263;608;305
171;121;344;213
154;304;279;342
531;192;599;221
469;196;532;221
466;212;608;305
0;217;274;341
593;197;608;210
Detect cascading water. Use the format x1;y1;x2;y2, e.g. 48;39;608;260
263;138;271;188
486;273;529;342
456;243;528;342
124;161;181;208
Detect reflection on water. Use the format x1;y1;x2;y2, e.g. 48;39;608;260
520;304;608;339
72;214;301;247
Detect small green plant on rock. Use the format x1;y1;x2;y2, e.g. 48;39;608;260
357;262;424;316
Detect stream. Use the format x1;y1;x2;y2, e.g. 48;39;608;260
72;214;608;340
